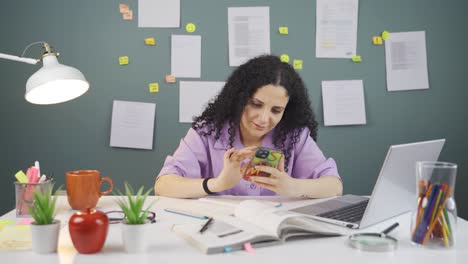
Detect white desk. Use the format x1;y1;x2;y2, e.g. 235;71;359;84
1;196;467;264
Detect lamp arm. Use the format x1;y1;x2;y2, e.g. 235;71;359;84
0;53;38;64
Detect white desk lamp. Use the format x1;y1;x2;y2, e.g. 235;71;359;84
0;41;89;105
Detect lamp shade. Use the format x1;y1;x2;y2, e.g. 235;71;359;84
25;55;89;105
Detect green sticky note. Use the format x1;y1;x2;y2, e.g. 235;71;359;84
280;54;290;63
15;170;28;183
293;59;303;70
351;55;362;62
278;26;289;35
381;31;390;40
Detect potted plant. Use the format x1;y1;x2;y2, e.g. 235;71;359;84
115;182;154;253
27;184;61;254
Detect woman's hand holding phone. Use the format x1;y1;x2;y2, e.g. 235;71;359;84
216;146;257;191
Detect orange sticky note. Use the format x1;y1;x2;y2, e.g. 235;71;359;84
145;37;156;46
119;4;129;13
278;26;289;35
165;74;176;83
123;10;133;20
372;36;383;45
119;56;129;65
293;59;303;70
149;83;159;93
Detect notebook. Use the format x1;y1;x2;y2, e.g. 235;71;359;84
290;139;445;229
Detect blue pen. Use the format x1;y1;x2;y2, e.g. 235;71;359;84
164;208;209;220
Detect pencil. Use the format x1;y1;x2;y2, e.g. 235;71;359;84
422;187;453;245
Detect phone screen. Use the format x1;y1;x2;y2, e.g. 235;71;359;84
243;147;283;180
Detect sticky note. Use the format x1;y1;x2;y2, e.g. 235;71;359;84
381;31;390;40
293;59;303;70
145;37;156;46
278;26;289;35
165;74;176;83
15;170;28;183
0;220;15;231
123;10;133;20
351;55;362;62
185;23;196;33
372;36;383;45
119;4;129;13
119;56;129;65
149;83;159;93
243;242;256;253
17;218;34;225
280;54;290;63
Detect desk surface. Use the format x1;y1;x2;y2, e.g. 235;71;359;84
1;196;467;264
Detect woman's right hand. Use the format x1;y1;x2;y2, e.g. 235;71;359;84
215;146;257;190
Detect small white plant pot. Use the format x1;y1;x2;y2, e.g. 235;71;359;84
121;221;151;253
30;220;61;254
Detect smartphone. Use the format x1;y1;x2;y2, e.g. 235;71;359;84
243;147;283;180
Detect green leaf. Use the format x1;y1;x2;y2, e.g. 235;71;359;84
114;182;154;225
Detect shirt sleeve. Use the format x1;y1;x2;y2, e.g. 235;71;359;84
157;128;209;179
291;128;341;181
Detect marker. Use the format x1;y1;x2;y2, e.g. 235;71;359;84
34;161;40;179
199;217;213;233
164;208;208;220
38;175;46;183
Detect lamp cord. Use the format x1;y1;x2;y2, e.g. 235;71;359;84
20;41;47;58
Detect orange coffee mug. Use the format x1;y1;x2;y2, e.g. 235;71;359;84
66;170;113;210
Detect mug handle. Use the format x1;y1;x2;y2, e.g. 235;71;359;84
99;177;114;197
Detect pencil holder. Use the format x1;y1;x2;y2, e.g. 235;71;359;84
410;161;457;248
14;181;53;218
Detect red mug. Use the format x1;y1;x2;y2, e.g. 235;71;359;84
66;170;113;210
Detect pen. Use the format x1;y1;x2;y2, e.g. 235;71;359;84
199;217;213;234
164;208;209;220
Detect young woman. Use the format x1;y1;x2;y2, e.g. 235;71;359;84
155;55;342;198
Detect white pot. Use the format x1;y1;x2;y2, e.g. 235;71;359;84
121;221;151;253
30;220;61;254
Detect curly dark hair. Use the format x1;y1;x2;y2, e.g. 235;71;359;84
192;55;319;171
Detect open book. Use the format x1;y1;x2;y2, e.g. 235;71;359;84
172;200;346;254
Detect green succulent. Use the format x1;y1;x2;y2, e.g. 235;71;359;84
115;182;154;225
27;184;61;225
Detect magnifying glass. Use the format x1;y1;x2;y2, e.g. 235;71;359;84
348;222;399;252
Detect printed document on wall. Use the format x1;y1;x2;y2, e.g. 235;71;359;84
228;7;270;66
316;0;359;58
171;35;201;78
179;81;225;123
138;0;180;28
385;31;429;91
110;100;156;150
322;80;366;126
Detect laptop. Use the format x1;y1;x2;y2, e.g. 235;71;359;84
290;139;445;229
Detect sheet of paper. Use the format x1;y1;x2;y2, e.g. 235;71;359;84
138;0;180;28
385;31;429;91
110;100;156;150
228;7;270;66
171;35;201;78
316;0;359;58
322;80;366;126
179;81;224;123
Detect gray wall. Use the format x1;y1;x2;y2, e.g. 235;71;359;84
1;0;467;219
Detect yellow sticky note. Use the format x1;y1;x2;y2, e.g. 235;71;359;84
280;54;290;63
145;37;156;46
185;22;196;33
372;36;383;45
293;59;303;70
278;27;289;35
119;4;129;13
351;55;362;62
381;31;390;40
123;10;133;20
165;74;176;83
0;220;15;231
149;83;159;93
15;170;28;183
119;56;129;65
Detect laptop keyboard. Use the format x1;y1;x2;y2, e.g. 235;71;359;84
317;199;369;223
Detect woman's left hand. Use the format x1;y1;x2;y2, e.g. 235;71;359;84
249;156;298;197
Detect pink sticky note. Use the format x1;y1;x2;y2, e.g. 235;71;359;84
17;218;34;225
243;242;256;253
